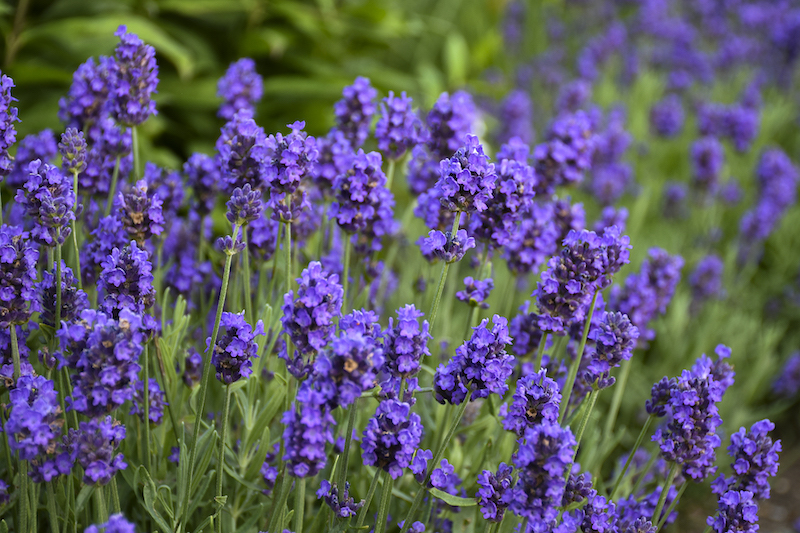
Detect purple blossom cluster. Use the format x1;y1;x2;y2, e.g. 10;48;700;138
217;58;263;120
650;94;684;137
477;463;516;522
334;76;377;148
67;416;127;485
419;228;476;264
585;311;639;386
0;224;40;327
375;91;426;159
263;121;318;219
434;315;514;405
501;203;559;277
36;263;89;328
707;490;759;533
130;378;167;425
456;276;494;309
436;135;497;213
98;241;156;319
497;90;534;146
712;419;780;501
361;398;423;479
15;159;76;246
316;480;364;518
382;304;431;381
500;368;561;437
689;255;725;309
209;311;265;384
690;136;724;196
282;381;335;478
216;112;268;191
773;353;800;398
59;127;88;176
85;514;137;533
7;129;57;189
425;91;476;159
109;25;158;126
115;180;165;243
226;183;263;226
533;110;596;196
330;150;391;234
0;72;19;176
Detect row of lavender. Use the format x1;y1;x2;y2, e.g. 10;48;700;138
0;3;797;533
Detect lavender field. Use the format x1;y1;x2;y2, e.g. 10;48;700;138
0;0;799;532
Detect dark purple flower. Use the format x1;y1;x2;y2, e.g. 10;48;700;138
15;159;76;246
36;262;89;329
263;120;318;202
382;304;431;380
650;95;684;137
216;111;268;191
217;58;263;120
80;215;126;286
691;136;724;196
7;129;58;188
690;255;725;309
555;80;592;114
497;137;531;164
594;207;628;234
426;91;476;159
98;240;156;317
115;179;164;243
0;72;19;177
0;480;8;504
0;326;32;383
361;398;423;479
456;276;493;309
64;309;145;417
419;228;476;264
552;197;586;244
623;518;656;533
509;302;544;358
497;89;534;146
226;183;263;226
707;490;759;533
311;129;352;191
58;56;113;132
184;152;221;216
67;415;127;485
477;463;515;522
85;513;136;533
501;203;559;277
183;348;203;388
586;311;639;380
333;77;376;148
434;315;514;405
500;368;561;437
406;144;440;195
5;375;73;482
534;110;596;196
330;149;388;233
510;421;576;531
59;127;88;177
209;311;265;384
280;261;343;379
617;485;678;531
724;105;759;153
143;162;184;221
376;91;426;159
81;118;133;197
662;182;688;220
109;25;158;126
282;382;334;478
436;135;496;213
430;459;462;493
712;419;780;501
590;163;632;206
316;479;364;518
773;352;800;398
0;224;40;327
130;378;167;425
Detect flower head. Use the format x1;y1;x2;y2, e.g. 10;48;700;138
217;58;263;120
209;311;265;384
501;368;561;437
36;262;89;329
0;225;40;327
109;26;158;126
334;77;377;148
115;180;164;243
67;416;127;485
0;72;20;177
436;135;496;213
15;159;76;246
85;514;136;533
426;91;476;158
477;463;516;522
376;91;426;159
382;304;431;380
361;399;423;479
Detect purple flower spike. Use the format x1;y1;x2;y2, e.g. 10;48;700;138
130;378;167;425
497;90;534;146
533;110;596;195
0;72;19;177
477;463;516;522
434;315;514;405
85;514;137;533
383;304;431;380
115;180;165;243
376;91;426;160
209;311;265;384
707;490;759;533
501;203;559;277
650;95;684;138
712;419;780;501
501;368;561;437
98;240;156;318
586;311;639;380
16;159;76;247
0;224;41;327
282;382;334;478
226;183;263;226
67;416;127;485
217;58;263;120
59;127;88;177
184;153;222;216
426;91;476;158
419;228;476;264
330;149;388;234
691;136;724;196
456;276;494;309
334;76;377;148
263;120;318;201
436;135;496;213
7;130;58;189
216;111;268;191
690;255;725;309
361;399;423;479
36;262;89;329
109;25;158;127
316;479;364;518
773;353;800;398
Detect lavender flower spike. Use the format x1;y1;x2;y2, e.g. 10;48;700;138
209;311;265;384
0;224;41;327
361;398;423;479
85;514;137;533
376;91;426;160
16;159;76;247
334;76;377;148
0;72;19;177
109;25;158;126
437;135;497;213
217;58;263;120
67;416;127;485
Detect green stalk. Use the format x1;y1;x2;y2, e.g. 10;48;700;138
355;468;382;528
657;481;688;531
483;521;497;533
10;318;22;382
266;470;292;533
241;229;254;322
216;385;233;533
385;159;397;191
71;170;82;289
604;356;634;439
652;463;679;526
104;156;121;217
337;401;358;489
428;212;462;332
46;481;60;533
293;476;306;533
375;472;394;533
398;392;472;533
131;126;140;180
143;343;152;473
179;225;238;531
284;196;293;293
341;235;351;311
110;477;121;514
572;390;598;455
558;290;600;423
534;332;549;371
55;237;63;338
609;415;654;500
18;460;28;533
95;485;108;524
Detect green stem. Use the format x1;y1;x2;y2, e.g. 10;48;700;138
341;235;351;311
269;223;282;301
483;520;497;533
630;450;658;498
375;472;393;533
534;332;549;371
337;401;358;489
266;470;292;533
604;356;634;439
573;390;598;455
18;460;28;533
284;198;293;293
652;463;679;526
71;170;82;289
104;156;121;217
55;239;63;335
356;468;382;528
10;320;21;382
399;392;472;533
131;126;140;180
110;477;121;514
0;188;3;226
95;485;108;524
609;415;654;500
241;229;254;322
428;261;450;333
143;343;152;473
559;290;600;424
216;385;233;533
46;481;60;533
293;476;306;533
657;481;687;531
179;226;238;530
386;159;397;191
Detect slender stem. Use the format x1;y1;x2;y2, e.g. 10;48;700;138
609;415;654;500
337;401;358;489
559;290;600;424
104;156;121;217
534;332;549;371
483;521;497;533
267;470;292;533
143;343;152;473
10;320;21;382
71;170;83;289
131;126;140;180
630;451;658;498
110;477;121;514
95;485;108;524
55;239;63;335
652;463;679;526
180;227;238;530
18;460;28;533
399;392;472;533
356;468;382;528
269;223;282;300
241;229;254;322
284;197;293;293
341;235;351;311
375;472;393;533
216;385;233;533
386;159;397;191
46;481;60;533
428;261;450;333
573;390;598;454
657;481;687;531
604;356;634;439
293;476;306;533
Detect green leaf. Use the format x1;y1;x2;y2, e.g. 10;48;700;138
428;488;477;507
140;467;173;533
75;484;95;514
0;519;8;533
